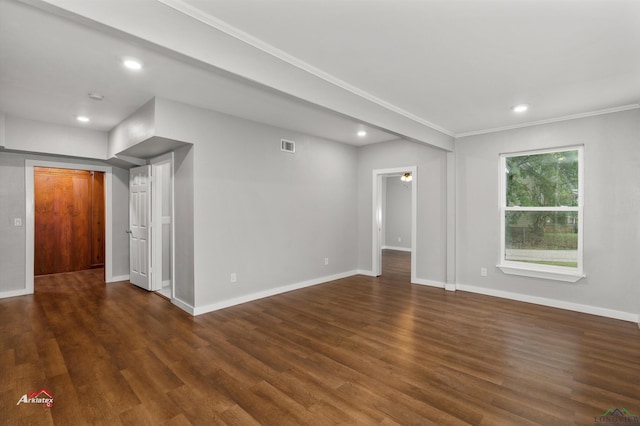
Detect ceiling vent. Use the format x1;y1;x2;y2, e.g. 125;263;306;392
281;139;295;153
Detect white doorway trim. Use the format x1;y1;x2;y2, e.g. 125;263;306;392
372;166;417;282
25;160;114;293
150;152;175;300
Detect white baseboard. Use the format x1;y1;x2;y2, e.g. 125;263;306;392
412;278;445;288
444;283;457;292
382;246;411;252
456;284;639;323
172;297;195;315
0;288;32;299
193;270;359;316
107;274;130;283
355;269;376;277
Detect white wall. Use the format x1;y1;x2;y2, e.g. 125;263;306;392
455;109;640;321
0;151;130;296
4;114;108;159
155;98;358;311
0;154;26;293
358;139;447;284
8;98;636;324
384;176;412;250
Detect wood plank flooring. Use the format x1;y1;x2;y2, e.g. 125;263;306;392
1;251;639;425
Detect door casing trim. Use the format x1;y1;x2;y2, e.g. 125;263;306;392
371;166;417;281
25;160;113;293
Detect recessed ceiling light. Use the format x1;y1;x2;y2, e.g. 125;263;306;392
122;58;143;71
511;104;529;113
88;92;104;101
357;130;367;137
76;115;90;123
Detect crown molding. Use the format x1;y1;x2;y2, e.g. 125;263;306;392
455;104;640;139
157;0;455;137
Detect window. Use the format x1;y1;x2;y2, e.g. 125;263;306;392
498;146;584;282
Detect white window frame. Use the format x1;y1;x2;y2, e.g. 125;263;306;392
498;146;585;282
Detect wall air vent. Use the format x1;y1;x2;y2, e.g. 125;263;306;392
281;139;295;153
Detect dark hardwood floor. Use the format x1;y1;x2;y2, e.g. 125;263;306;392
1;257;639;425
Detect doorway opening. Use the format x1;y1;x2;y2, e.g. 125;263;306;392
34;167;105;276
150;153;174;299
127;152;175;300
25;159;114;294
380;173;412;281
372;166;417;282
127;153;175;299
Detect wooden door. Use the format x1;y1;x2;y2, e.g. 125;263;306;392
34;167;105;275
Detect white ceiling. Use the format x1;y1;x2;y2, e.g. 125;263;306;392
1;0;639;148
179;0;640;135
0;0;398;146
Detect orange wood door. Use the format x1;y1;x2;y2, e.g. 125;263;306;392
34;167;105;275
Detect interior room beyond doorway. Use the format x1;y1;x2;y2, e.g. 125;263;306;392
381;249;411;282
34;167;105;276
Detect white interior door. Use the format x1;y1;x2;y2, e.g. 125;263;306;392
129;165;152;290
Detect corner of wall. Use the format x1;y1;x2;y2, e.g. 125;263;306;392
192;270;360;316
107;97;156;158
172;144;195;306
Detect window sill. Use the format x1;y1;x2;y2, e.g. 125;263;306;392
497;264;585;283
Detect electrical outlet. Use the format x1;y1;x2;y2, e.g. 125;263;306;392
397;237;401;242
324;258;329;265
230;273;237;283
480;267;487;277
14;218;22;227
